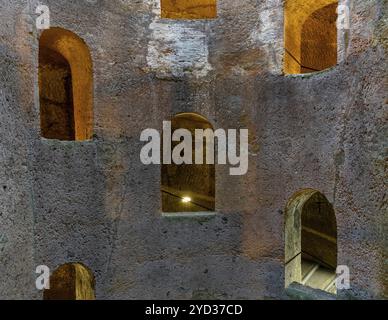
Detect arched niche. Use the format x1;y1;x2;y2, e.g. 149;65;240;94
161;0;217;19
284;0;338;74
39;27;93;141
285;189;337;293
161;112;215;213
43;263;95;300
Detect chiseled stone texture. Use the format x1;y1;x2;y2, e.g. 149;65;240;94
0;0;386;299
285;282;337;300
0;0;37;299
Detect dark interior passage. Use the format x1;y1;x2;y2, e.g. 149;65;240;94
39;47;75;140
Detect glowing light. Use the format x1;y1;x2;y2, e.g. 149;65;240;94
182;197;191;203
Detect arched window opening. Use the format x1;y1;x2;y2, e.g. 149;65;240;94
162;113;215;213
161;0;217;19
285;189;337;294
39;27;93;141
284;0;338;74
43;263;95;300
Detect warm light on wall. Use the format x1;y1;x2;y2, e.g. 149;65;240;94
284;0;338;74
161;0;217;19
182;197;192;203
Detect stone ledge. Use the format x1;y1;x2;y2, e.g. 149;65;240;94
285;282;337;300
162;211;217;220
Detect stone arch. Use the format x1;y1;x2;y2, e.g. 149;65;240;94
284;0;338;74
39;27;93;140
43;263;95;300
285;189;337;293
161;0;217;19
162;112;215;213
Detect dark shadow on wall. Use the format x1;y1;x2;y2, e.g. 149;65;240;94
0;43;36;299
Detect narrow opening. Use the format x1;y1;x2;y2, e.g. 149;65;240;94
161;0;217;19
285;190;337;294
284;0;338;74
39;48;75;140
162;113;215;213
43;263;95;300
39;27;93;141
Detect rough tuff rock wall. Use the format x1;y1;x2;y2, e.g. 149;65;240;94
0;0;386;299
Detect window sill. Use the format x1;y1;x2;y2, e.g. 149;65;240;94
162;211;217;220
283;65;338;78
285;282;337;300
40;138;95;144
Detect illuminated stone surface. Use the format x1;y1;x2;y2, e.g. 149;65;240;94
0;0;386;300
161;0;217;19
284;0;338;74
161;113;215;213
43;263;95;300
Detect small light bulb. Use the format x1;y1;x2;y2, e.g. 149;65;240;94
182;197;191;203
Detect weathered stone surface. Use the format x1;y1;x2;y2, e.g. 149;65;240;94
0;0;386;300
